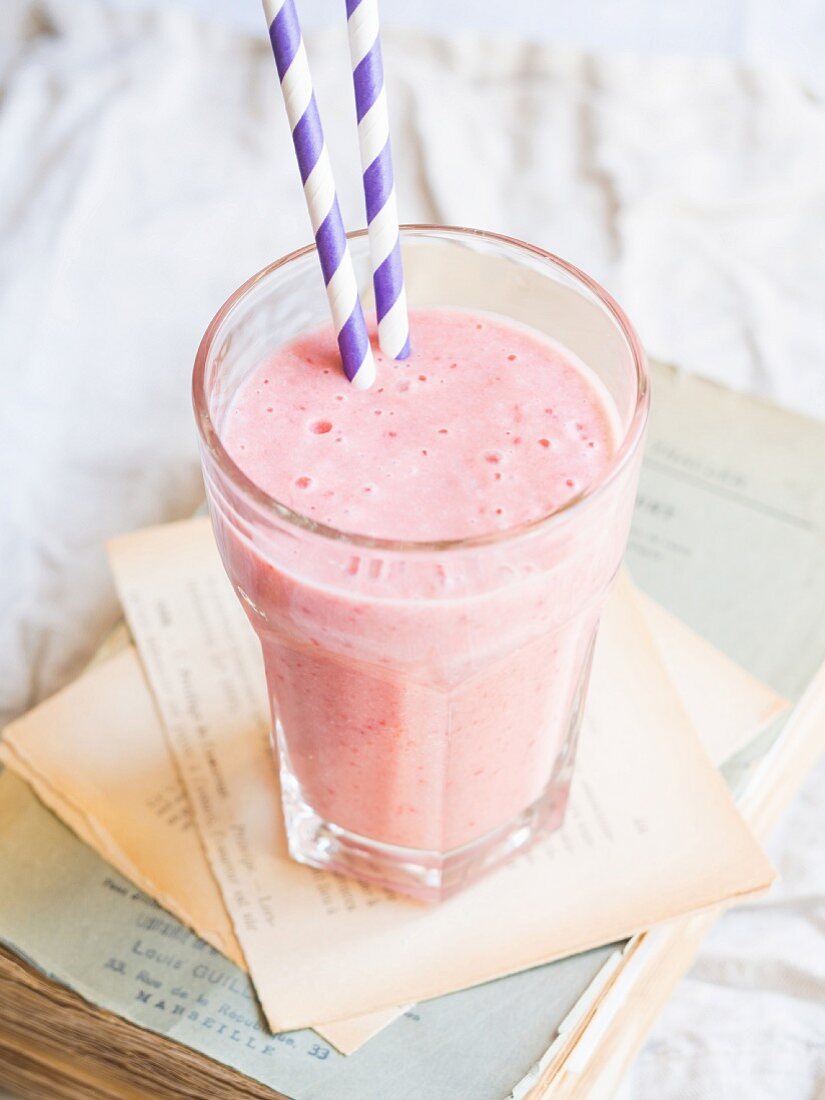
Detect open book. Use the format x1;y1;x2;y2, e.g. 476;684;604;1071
0;361;822;1099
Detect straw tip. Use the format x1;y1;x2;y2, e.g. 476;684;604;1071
394;335;412;360
350;353;377;391
377;331;411;360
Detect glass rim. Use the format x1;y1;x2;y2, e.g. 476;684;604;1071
193;224;650;553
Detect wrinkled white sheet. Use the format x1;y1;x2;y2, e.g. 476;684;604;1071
0;3;823;1096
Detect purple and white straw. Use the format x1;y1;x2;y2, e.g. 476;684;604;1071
345;0;411;360
263;0;376;389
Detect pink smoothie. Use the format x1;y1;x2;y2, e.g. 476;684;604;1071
224;309;616;540
216;308;628;853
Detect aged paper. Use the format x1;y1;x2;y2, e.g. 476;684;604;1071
107;517;774;1030
1;654;241;966
0;655;402;1054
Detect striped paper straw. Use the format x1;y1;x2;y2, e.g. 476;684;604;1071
345;0;411;360
263;0;376;389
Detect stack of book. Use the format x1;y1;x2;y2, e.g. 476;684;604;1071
0;362;823;1099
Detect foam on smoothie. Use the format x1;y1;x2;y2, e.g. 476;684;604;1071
223;308;619;542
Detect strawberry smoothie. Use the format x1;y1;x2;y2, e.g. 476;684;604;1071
223;309;617;541
213;308;627;862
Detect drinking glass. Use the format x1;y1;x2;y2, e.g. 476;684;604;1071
193;226;648;901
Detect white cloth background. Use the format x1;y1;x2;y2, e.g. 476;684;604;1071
0;2;823;1097
106;0;825;98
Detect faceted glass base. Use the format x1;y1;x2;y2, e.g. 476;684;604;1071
280;774;570;902
276;714;581;902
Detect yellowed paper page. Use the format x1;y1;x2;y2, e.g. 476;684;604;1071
0;741;116;877
107;518;774;1030
1;652;241;967
0;654;402;1055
